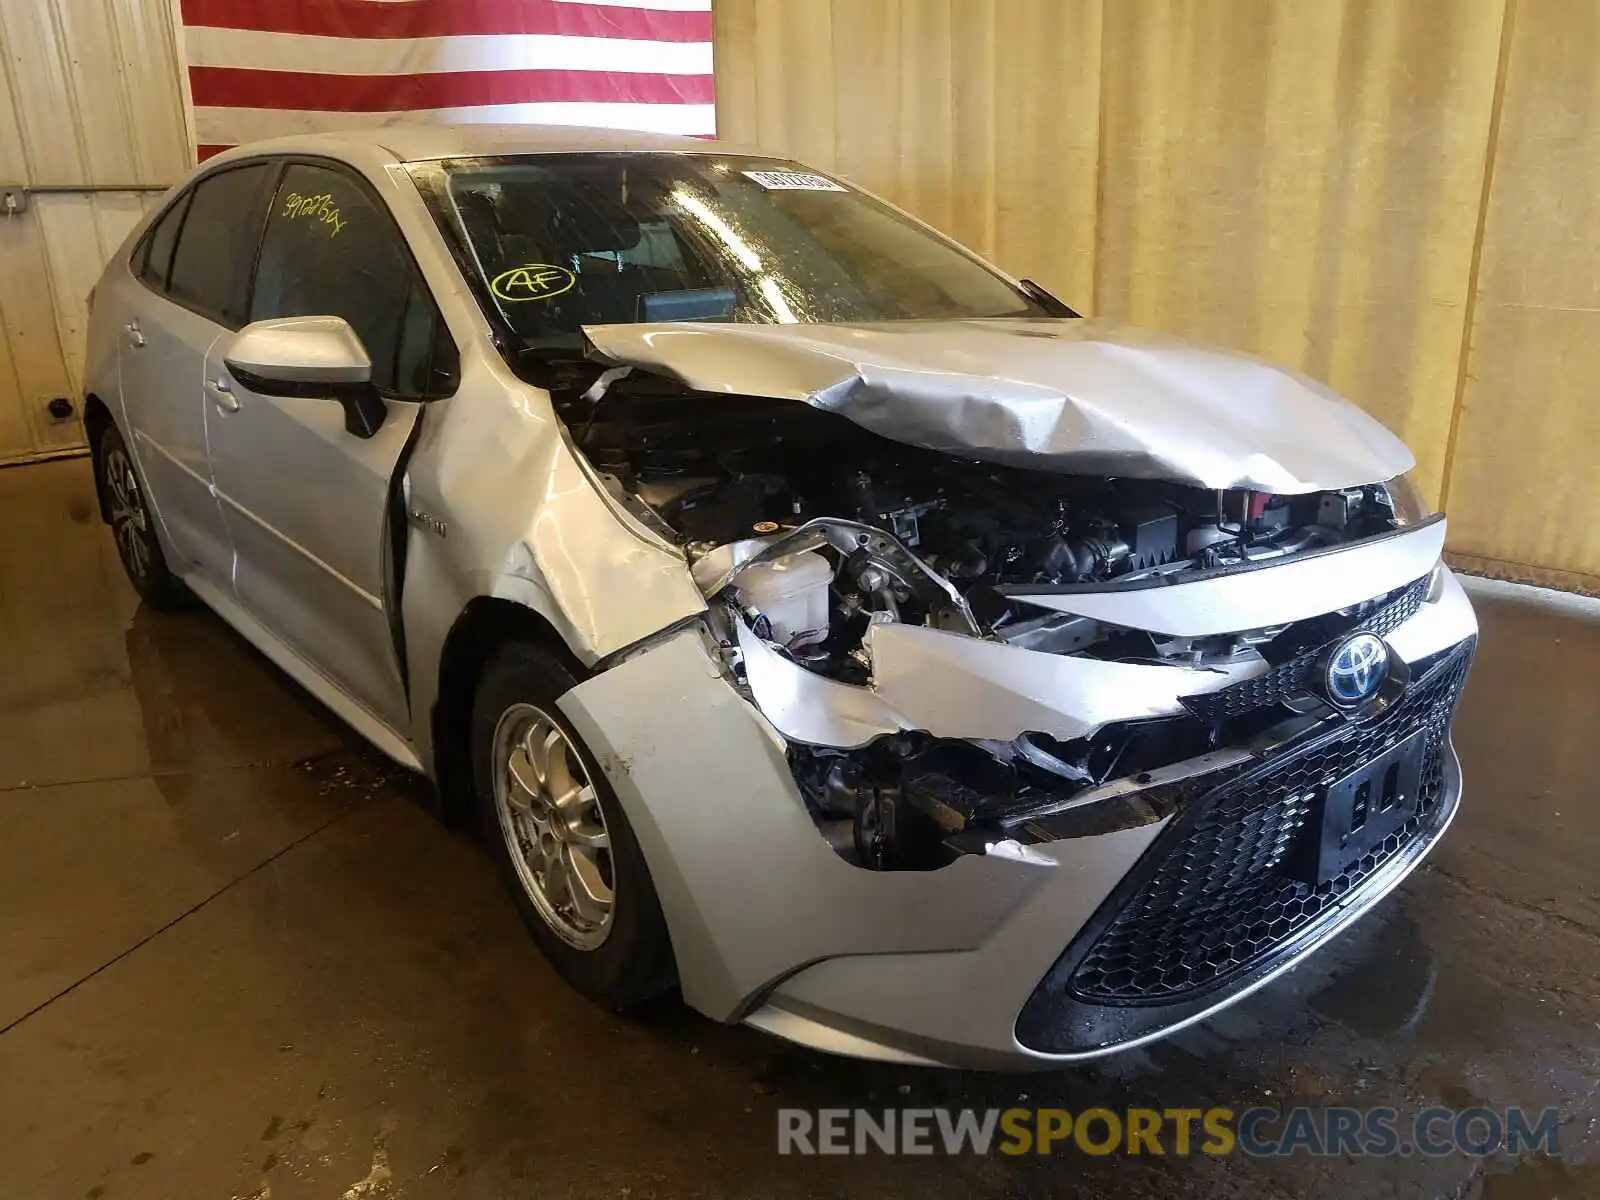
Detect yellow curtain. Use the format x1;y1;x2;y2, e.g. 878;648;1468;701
1444;0;1600;591
714;0;1102;307
715;0;1599;589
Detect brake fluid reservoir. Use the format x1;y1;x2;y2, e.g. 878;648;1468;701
735;551;834;647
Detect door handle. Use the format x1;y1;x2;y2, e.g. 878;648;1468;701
208;377;240;413
124;320;145;349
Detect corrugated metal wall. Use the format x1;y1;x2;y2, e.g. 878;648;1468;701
0;0;190;464
716;0;1600;591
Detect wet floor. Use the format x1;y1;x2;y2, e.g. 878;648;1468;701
0;457;1595;1199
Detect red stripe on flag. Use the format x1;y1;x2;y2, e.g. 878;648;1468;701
179;0;711;42
189;65;713;110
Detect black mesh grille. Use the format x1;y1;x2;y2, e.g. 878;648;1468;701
1180;575;1432;724
1064;637;1472;1006
1356;576;1433;639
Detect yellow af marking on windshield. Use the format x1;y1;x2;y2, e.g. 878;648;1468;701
281;191;346;236
491;264;576;302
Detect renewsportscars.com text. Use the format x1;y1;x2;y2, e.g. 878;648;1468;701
777;1106;1561;1158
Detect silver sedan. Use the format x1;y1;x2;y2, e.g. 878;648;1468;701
84;125;1477;1069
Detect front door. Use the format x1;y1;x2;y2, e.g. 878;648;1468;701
204;160;455;732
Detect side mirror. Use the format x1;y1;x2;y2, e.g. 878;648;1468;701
223;316;387;437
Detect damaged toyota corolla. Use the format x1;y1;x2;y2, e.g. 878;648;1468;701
87;127;1476;1069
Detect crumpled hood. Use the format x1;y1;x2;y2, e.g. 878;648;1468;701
582;318;1414;492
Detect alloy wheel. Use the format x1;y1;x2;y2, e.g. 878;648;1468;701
104;445;152;579
492;703;615;950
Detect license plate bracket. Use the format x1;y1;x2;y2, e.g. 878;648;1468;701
1289;729;1427;886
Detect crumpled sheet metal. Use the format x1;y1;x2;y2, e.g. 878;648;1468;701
584;319;1414;493
734;615;1262;749
733;566;1469;752
418;372;706;667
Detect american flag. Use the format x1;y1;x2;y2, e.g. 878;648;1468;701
177;0;715;161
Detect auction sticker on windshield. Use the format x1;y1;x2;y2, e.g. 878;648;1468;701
742;170;846;192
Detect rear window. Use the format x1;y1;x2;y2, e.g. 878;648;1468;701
166;163;274;326
136;193;190;291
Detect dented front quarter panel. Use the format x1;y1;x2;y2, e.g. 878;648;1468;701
400;344;706;764
583;318;1416;493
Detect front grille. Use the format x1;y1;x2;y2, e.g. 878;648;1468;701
1180;574;1432;724
1014;636;1474;1052
1070;638;1471;1005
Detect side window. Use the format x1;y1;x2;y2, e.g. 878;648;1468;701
167;163;274;326
137;191;191;291
251;163;453;396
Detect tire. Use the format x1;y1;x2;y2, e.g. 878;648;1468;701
471;641;676;1009
96;423;190;609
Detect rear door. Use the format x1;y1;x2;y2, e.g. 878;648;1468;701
204;159;456;730
117;163;275;580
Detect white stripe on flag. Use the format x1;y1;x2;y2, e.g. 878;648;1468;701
552;0;710;8
192;102;717;143
182;27;713;76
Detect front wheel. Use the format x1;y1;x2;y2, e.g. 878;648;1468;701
96;423;189;608
471;642;676;1009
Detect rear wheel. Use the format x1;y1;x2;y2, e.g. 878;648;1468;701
96;424;189;608
471;642;675;1009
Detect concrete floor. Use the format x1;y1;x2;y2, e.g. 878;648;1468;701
0;457;1596;1200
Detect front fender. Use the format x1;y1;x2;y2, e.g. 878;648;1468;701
556;628;1059;1021
397;349;706;767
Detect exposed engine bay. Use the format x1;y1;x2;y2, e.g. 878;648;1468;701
565;371;1409;650
553;366;1422;872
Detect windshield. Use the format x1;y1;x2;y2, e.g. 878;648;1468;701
410;154;1045;347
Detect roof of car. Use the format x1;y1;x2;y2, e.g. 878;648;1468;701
209;124;757;166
